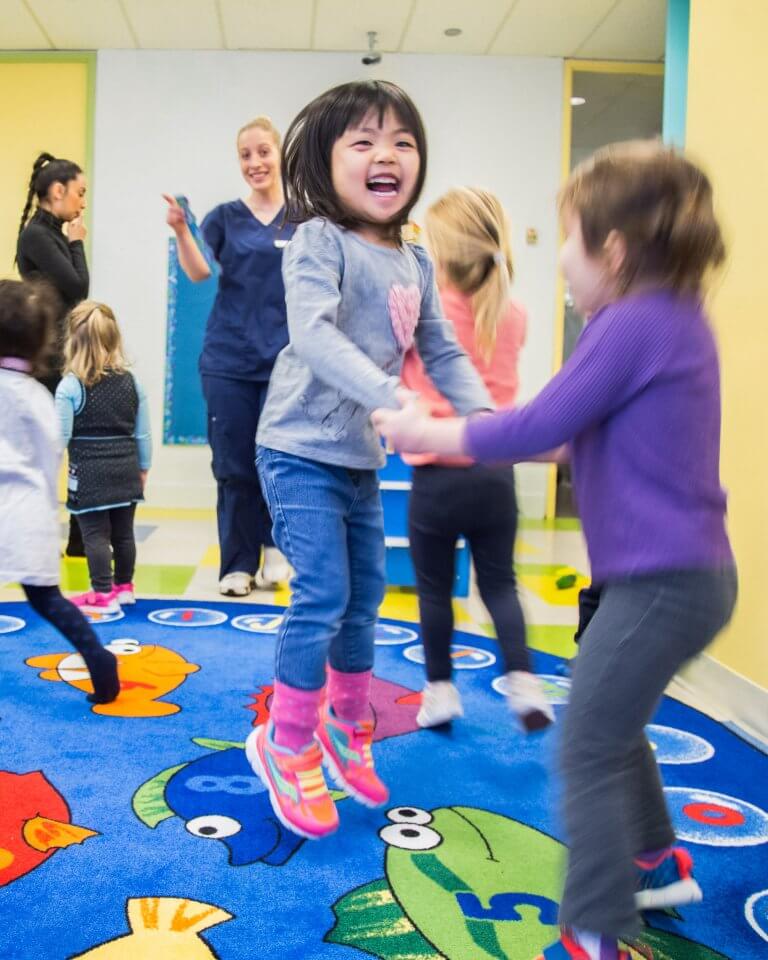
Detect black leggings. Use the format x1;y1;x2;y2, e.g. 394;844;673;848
408;464;530;681
22;584;119;703
76;504;137;593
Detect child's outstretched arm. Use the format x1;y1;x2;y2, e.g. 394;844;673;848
377;295;673;462
283;222;402;412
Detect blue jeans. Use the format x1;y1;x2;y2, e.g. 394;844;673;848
256;447;386;690
201;375;274;578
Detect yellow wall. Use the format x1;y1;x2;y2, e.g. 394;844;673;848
0;59;90;280
686;2;768;688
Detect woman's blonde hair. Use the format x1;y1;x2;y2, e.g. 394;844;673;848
559;139;726;295
424;187;513;361
64;300;127;387
237;115;281;149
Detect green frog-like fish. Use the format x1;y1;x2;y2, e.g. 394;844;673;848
326;805;728;960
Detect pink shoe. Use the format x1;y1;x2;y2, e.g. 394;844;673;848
113;582;135;605
245;723;339;840
70;590;120;615
316;704;389;808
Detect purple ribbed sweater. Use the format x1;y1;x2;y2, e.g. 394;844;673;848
465;290;733;582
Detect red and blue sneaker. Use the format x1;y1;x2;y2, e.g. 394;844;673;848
533;929;633;959
635;846;703;910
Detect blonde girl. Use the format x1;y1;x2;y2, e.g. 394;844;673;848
55;301;151;613
401;187;553;731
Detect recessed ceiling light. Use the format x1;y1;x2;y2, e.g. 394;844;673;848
570;96;587;106
444;27;462;37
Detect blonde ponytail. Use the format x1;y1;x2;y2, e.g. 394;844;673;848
64;301;127;387
424;188;513;362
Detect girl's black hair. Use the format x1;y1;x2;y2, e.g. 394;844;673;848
282;81;427;243
0;279;60;374
16;152;82;262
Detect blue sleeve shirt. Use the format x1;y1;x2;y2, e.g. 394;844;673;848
199;200;295;381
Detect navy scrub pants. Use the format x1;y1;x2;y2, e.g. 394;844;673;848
201;374;274;579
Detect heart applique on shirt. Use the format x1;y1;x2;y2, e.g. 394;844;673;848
388;283;420;351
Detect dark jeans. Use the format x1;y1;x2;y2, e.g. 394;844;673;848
22;584;119;701
257;447;386;690
202;374;273;578
559;565;738;938
76;504;137;593
408;464;529;681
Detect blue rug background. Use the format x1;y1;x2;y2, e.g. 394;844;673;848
0;599;766;959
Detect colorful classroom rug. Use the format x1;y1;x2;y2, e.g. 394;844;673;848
0;600;766;959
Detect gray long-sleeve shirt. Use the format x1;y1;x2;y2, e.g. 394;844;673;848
257;218;491;469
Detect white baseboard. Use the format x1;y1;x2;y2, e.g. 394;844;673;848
676;654;768;746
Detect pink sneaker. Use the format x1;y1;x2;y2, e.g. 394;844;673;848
70;590;120;615
316;704;389;808
245;723;339;840
113;582;135;605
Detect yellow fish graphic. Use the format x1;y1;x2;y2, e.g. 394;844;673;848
26;639;200;717
71;897;231;958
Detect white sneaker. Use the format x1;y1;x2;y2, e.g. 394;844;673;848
253;547;291;589
505;671;555;733
219;571;253;597
416;682;464;728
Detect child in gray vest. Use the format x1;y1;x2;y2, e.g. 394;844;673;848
56;300;151;614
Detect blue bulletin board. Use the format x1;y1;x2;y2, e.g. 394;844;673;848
163;199;218;444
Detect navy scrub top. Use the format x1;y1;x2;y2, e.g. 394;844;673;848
199;199;295;381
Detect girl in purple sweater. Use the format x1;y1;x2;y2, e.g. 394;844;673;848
374;141;736;960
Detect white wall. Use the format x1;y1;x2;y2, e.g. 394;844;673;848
91;50;563;512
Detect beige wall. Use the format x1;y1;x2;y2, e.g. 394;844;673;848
686;2;768;687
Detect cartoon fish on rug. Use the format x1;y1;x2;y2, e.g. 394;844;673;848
133;738;343;867
26;638;200;717
326;805;730;960
247;674;421;741
0;771;98;887
69;897;231;959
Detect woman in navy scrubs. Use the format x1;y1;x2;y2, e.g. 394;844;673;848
165;117;293;596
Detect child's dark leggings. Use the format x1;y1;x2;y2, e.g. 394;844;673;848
22;584;119;703
408;463;530;680
76;504;137;593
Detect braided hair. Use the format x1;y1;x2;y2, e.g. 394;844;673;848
15;152;82;264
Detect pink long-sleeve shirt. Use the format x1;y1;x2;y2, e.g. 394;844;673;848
401;286;527;466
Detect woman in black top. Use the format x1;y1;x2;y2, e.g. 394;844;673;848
16;152;88;393
17;152;89;556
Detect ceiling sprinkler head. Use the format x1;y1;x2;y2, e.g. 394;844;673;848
362;30;382;66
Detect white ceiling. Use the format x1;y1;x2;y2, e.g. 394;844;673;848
3;0;666;59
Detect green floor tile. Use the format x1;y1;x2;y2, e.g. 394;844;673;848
518;517;582;532
134;565;196;595
525;624;578;659
58;560;196;596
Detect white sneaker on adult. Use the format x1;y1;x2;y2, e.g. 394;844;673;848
219;571;253;597
416;681;464;728
505;671;555;732
254;547;291;589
